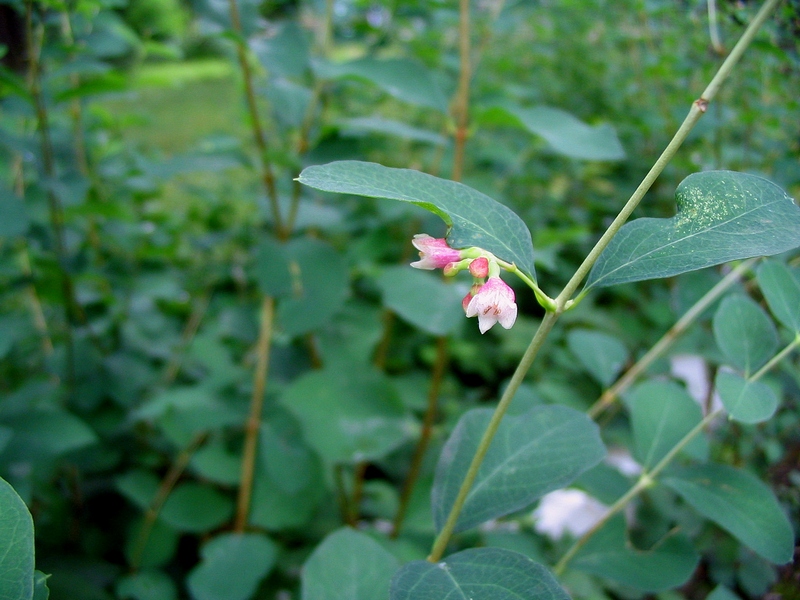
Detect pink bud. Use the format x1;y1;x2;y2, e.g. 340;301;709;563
468;257;489;278
465;277;518;334
409;234;462;270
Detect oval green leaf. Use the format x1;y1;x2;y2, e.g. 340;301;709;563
566;329;629;387
391;547;569;600
586;171;800;289
302;528;399;600
432;405;606;533
715;370;779;424
712;294;778;375
0;476;34;600
757;259;800;332
159;482;234;533
298;161;536;281
663;463;794;564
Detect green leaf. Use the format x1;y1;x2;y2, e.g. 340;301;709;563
248;464;324;531
433;405;606;533
566;329;629;387
707;585;741;600
116;470;160;511
376;267;467;336
187;533;278;600
663;464;794;564
316;57;448;112
338;117;449;145
480;104;625;161
0;476;34;600
159;482;233;533
586;171;800;289
124;518;179;569
757;260;800;332
277;238;349;336
116;570;177;600
259;418;321;496
31;571;49;600
0;194;29;238
715;370;778;424
625;380;706;469
302;528;399;600
572;515;699;592
0;409;97;461
712;295;778;375
281;367;415;464
252;236;293;298
190;436;242;486
390;547;569;600
298;161;536;280
252;21;309;79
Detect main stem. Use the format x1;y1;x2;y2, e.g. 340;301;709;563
426;0;780;561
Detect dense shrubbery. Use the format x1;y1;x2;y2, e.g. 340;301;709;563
1;1;799;599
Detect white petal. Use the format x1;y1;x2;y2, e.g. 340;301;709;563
497;303;517;329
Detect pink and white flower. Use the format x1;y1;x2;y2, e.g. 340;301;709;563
468;256;489;279
465;276;518;334
409;234;462;270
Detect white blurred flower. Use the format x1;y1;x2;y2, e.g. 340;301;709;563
532;489;608;540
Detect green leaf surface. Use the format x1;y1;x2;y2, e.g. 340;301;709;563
252;21;309;78
0;194;29;238
712;295;778;375
0;476;34;600
572;515;699;592
663;464;794;564
315;57;448;111
116;470;160;511
715;370;778;424
248;464;324;531
0;409;97;461
338;117;449;145
625;380;706;469
480;104;625;161
566;329;629;386
187;533;278;600
259;418;321;496
390;547;569;600
302;528;399;600
707;584;742;600
757;260;800;332
377;267;467;336
159;483;233;533
31;572;49;600
116;570;177;600
190;437;242;486
432;405;606;533
298;161;536;280
281;366;415;464
586;171;800;289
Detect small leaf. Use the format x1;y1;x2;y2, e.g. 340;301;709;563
432;405;606;533
625;380;706;469
707;585;742;600
715;370;779;424
159;482;233;533
315;57;448;112
586;171;800;289
0;409;97;461
187;533;278;600
376;267;467;336
252;22;309;79
299;161;536;280
302;528;399;600
390;547;569;600
572;515;699;592
663;463;794;564
712;295;778;375
0;476;34;600
757;259;800;332
338;117;449;145
566;329;629;387
480;104;625;161
116;570;177;600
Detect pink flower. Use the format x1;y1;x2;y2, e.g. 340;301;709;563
468;257;489;278
410;234;462;270
465;277;518;334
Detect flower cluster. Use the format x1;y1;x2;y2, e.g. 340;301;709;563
410;234;518;334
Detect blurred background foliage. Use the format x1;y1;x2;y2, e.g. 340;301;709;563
0;0;798;598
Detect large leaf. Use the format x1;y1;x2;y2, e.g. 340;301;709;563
0;476;34;600
187;533;278;600
158;483;233;533
712;295;778;375
432;405;606;533
0;409;97;461
480;104;625;161
663;464;794;564
586;171;800;289
390;547;569;600
376;267;467;336
625;380;706;469
715;370;779;424
572;515;699;592
315;57;448;112
298;161;536;280
302;528;399;600
756;259;800;332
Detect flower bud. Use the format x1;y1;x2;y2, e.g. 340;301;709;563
468;257;489;278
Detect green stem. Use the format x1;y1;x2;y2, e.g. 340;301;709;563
554;408;723;576
451;0;471;183
428;311;558;562
556;0;781;308
750;334;800;382
588;258;758;418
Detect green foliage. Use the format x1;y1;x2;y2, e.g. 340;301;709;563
0;476;35;600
